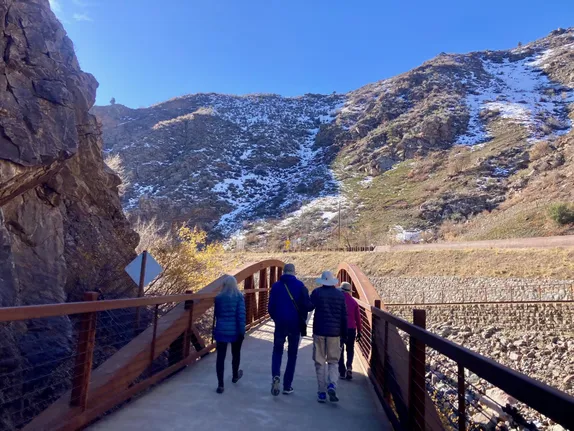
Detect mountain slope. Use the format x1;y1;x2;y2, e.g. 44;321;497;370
94;28;574;247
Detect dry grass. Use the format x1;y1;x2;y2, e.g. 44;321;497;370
219;248;574;280
529;141;553;161
446;147;472;176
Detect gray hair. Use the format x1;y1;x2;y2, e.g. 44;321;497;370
283;263;296;275
218;275;242;298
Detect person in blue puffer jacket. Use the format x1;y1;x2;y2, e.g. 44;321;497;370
213;275;246;394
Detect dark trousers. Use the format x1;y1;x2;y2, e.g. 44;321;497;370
338;328;357;376
272;326;300;390
216;338;243;387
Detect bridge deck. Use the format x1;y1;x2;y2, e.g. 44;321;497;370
90;318;390;430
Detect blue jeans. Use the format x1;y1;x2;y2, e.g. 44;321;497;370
272;325;300;389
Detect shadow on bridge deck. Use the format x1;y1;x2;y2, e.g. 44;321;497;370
89;318;390;430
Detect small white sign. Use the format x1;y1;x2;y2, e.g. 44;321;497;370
125;252;163;287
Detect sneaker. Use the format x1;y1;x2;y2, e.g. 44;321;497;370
346;370;353;380
328;384;339;402
283;387;294;395
232;370;243;383
339;373;346;379
216;386;224;394
271;376;281;396
317;392;327;403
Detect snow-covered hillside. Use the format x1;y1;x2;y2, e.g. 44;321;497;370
457;51;573;145
95;93;346;235
94;28;574;246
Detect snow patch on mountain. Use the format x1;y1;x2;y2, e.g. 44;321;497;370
277;195;346;229
457;51;574;145
203;95;346;235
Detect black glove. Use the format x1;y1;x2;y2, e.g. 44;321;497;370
356;331;362;343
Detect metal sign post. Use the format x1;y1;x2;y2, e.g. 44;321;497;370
125;251;163;334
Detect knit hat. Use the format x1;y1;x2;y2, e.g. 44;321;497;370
315;271;339;286
340;282;352;292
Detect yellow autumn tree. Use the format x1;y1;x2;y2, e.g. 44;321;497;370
141;223;225;296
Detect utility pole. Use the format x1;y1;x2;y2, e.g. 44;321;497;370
338;200;341;247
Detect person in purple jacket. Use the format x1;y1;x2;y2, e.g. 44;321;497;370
338;282;362;380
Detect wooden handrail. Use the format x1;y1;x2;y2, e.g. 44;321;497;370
20;259;283;431
371;306;574;429
339;261;574;429
0;259;284;322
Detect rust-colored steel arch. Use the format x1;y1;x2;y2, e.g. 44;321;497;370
336;263;443;431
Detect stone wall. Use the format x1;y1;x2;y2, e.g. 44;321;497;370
386;302;574;333
373;276;574;304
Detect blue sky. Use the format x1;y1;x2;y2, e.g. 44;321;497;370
49;0;573;108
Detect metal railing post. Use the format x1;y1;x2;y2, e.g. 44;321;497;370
458;364;466;431
70;291;99;409
184;291;194;358
409;309;426;431
372;300;382;382
150;304;159;364
258;268;268;319
244;275;254;325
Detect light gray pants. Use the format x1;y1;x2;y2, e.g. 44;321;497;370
313;335;341;393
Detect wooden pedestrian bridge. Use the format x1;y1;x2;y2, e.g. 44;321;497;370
0;260;573;431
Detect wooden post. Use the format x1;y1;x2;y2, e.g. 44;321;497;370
383;319;390;402
372;300;383;391
258;268;268;319
134;250;148;333
71;291;99;409
277;266;283;278
458;364;466;431
269;266;277;286
150;304;159;364
169;291;194;366
183;291;194;358
244;276;254;325
409;309;426;431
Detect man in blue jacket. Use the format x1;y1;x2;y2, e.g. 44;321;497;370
268;263;313;396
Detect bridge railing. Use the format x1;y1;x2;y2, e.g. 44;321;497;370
0;259;283;431
337;263;574;431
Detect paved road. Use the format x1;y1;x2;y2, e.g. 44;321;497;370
374;234;574;252
90;318;390;431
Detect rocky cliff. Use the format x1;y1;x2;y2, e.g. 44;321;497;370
0;1;137;428
1;0;138;305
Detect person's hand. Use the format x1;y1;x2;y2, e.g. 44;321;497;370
356;331;362;343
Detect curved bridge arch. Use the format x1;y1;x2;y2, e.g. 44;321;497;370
336;263;443;431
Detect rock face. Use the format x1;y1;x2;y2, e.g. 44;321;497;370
0;1;137;428
1;0;138;305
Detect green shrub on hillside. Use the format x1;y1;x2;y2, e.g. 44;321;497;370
548;203;574;225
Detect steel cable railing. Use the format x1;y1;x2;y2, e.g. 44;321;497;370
337;264;574;431
0;260;283;431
